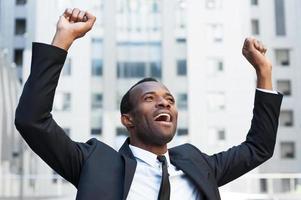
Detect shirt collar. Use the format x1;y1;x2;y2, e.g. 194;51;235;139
129;145;170;168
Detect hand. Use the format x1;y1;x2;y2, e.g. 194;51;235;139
242;37;273;90
51;8;96;50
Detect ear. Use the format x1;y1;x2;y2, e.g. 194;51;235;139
121;114;135;129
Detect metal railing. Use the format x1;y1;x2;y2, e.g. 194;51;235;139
221;173;301;200
0;173;301;200
0;174;76;200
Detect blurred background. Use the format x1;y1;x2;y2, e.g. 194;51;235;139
0;0;300;199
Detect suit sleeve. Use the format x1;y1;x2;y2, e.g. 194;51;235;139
15;43;95;188
203;90;283;186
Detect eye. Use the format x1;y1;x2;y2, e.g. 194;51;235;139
144;95;154;102
167;97;175;104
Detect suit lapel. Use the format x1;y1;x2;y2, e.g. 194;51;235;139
169;148;220;200
118;140;220;199
119;138;137;200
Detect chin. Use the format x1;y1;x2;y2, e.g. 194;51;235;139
135;125;177;146
154;131;176;146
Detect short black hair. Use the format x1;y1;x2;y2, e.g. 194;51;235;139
120;77;158;114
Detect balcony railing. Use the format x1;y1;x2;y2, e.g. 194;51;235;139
0;173;300;200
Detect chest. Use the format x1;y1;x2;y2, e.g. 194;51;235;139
126;162;201;200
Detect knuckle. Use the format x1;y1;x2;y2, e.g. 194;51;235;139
246;37;251;41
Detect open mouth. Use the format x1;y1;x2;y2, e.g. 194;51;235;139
154;113;172;123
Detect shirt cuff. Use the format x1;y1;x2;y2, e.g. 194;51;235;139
256;88;278;94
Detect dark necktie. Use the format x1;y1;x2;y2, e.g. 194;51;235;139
157;155;170;200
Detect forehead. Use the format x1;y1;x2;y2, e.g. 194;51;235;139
130;81;171;98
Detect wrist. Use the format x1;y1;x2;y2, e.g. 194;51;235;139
51;30;75;51
256;70;273;90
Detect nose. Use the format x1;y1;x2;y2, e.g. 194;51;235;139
156;97;171;109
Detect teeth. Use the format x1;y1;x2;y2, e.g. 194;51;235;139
155;113;171;122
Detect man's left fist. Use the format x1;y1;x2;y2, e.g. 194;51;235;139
242;37;272;74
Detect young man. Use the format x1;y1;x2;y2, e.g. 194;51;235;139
15;8;282;200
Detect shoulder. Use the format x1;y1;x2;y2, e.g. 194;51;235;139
169;143;214;171
77;138;120;161
169;143;205;158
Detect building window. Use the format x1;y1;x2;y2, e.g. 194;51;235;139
52;170;58;183
275;49;290;66
207;58;224;75
177;93;188;110
91;38;103;57
177;60;187;76
274;0;286;36
15;19;26;35
206;0;222;9
54;92;71;111
117;62;146;78
213;25;223;42
91;59;103;76
91;128;102;135
176;0;187;30
178;128;188;136
152;1;160;13
117;41;162;78
150;62;162;78
212;24;223;42
175;37;187;75
14;49;23;66
62;58;72;76
280;178;291;192
176;38;186;43
279;110;293;127
207;92;225;111
217;61;223;71
259;179;267;193
116;127;128;136
280;142;295;159
251;0;258;5
91;113;102;131
217;128;226;140
277;80;291;96
91;38;103;76
207;24;223;43
251;19;260;35
16;0;27;5
91;93;103;109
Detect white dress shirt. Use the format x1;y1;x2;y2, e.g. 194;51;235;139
127;145;201;200
126;89;277;199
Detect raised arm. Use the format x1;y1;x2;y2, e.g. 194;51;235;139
15;8;96;187
202;38;283;186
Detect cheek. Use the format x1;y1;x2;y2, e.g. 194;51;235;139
132;103;156;126
133;110;151;127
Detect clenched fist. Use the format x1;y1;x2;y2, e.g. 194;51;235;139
51;8;96;50
242;37;273;90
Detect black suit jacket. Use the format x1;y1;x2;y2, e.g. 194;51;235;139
15;43;283;200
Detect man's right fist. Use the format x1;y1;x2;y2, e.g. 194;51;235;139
51;8;96;50
242;37;272;74
242;37;273;90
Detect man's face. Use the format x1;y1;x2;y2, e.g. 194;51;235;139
128;81;178;146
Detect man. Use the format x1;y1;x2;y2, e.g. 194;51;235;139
15;8;282;200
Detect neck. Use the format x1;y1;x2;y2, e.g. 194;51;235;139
129;138;168;155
